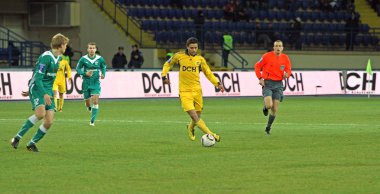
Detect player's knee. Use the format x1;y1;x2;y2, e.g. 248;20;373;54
43;122;53;129
35;113;45;120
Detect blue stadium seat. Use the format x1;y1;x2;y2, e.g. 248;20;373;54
272;23;280;31
276;11;285;21
314;35;323;45
319;12;327;21
304;34;314;45
207;0;219;8
371;36;379;45
268;0;276;8
285;12;294;21
311;12;319;21
362;35;371;46
303;23;312;32
127;9;137;17
258;11;267;20
360;24;370;33
337;35;345;45
249;11;258;20
267;11;276;21
145;9;153;18
355;35;362;45
276;0;285;9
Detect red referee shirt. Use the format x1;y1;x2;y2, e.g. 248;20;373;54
254;51;292;81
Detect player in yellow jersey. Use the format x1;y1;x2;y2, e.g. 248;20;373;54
53;55;72;112
161;37;225;142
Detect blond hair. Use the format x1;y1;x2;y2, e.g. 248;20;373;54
88;42;96;46
51;33;69;49
274;40;283;45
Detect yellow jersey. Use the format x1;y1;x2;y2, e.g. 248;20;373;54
55;57;71;84
162;51;219;92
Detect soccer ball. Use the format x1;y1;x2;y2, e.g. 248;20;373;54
201;134;216;147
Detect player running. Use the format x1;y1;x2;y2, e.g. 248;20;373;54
76;42;106;126
254;40;292;135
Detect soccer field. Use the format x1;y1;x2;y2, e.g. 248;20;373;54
1;97;379;193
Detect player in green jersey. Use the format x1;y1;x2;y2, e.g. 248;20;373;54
76;42;107;126
11;33;69;152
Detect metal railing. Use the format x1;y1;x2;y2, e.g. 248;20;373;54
0;25;49;67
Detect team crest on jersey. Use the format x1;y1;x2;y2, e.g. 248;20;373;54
195;61;201;66
38;64;46;73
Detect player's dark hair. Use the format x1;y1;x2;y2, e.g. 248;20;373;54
186;37;198;46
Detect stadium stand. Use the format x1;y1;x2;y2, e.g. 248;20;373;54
114;0;379;51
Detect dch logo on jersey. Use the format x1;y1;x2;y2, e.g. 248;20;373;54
182;66;198;72
142;73;171;96
340;72;376;93
283;73;304;92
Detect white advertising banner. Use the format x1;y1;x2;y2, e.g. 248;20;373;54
0;70;378;100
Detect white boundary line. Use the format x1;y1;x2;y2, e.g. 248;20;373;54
0;118;377;127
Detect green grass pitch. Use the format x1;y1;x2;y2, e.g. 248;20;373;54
1;97;379;193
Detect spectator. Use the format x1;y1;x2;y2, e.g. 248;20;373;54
256;23;275;51
194;11;205;49
222;34;233;67
235;0;249;22
95;46;100;55
8;42;20;66
224;0;236;21
128;44;144;69
166;49;173;61
288;17;302;50
170;0;183;9
345;11;359;50
112;46;128;71
63;45;74;67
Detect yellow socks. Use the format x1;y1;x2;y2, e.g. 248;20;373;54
54;97;57;110
59;98;64;111
196;119;213;134
196;118;220;142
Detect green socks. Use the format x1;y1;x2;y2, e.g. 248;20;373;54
16;115;40;139
91;104;99;123
28;125;47;146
